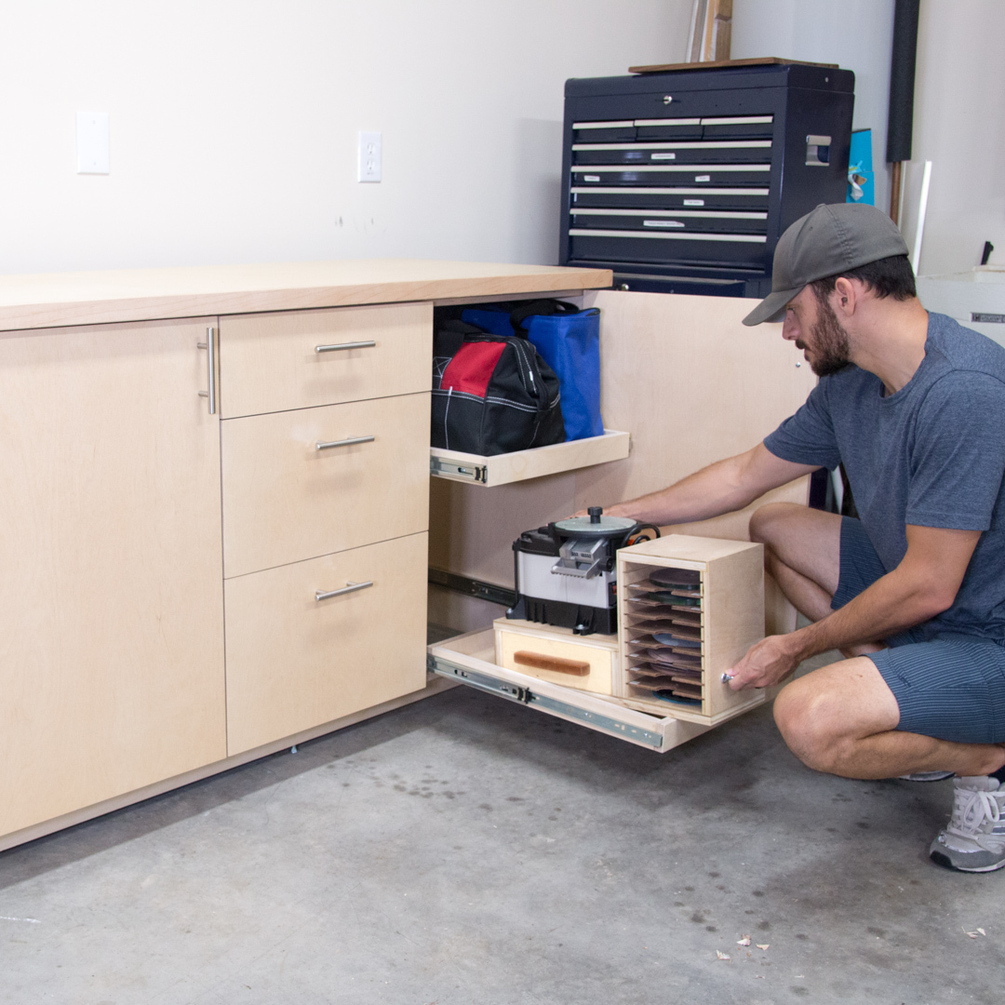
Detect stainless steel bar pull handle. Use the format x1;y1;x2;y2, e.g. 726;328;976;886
315;580;374;602
315;434;375;451
197;326;217;415
315;339;376;353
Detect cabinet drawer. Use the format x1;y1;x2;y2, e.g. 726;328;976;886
219;302;432;417
222;392;429;578
225;532;428;755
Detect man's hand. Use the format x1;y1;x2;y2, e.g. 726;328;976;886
724;634;804;691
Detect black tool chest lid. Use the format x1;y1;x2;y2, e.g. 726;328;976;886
565;61;855;98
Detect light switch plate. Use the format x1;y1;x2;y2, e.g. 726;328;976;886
77;112;110;174
358;131;381;183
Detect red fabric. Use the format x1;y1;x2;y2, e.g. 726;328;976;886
440;341;505;398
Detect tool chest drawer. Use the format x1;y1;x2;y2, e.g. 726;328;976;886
569;229;768;268
570;208;768;235
571;140;774;166
225;531;428;756
221;391;430;578
571;162;772;187
218;302;432;418
570;187;769;211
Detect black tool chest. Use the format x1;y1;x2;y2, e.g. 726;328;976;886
559;61;855;297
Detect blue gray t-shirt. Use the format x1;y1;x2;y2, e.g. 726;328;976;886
764;311;1005;642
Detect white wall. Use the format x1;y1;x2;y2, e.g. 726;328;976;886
730;0;1005;278
7;1;995;281
0;0;691;275
907;0;1005;275
730;0;896;213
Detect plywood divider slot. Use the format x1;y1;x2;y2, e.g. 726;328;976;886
620;556;708;712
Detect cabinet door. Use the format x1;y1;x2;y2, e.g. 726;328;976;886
0;319;225;838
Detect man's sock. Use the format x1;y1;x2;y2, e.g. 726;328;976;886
990;765;1005;785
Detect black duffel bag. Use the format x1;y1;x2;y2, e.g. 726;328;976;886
431;320;565;456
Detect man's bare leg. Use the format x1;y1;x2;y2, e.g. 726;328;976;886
749;502;884;656
749;502;841;616
774;656;1005;779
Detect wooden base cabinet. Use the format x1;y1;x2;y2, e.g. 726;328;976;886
0;260;612;851
1;261;823;842
0;319;226;837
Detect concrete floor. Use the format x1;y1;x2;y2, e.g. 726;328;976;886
2;657;1004;1004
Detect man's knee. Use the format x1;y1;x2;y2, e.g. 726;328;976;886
749;502;804;549
773;679;849;774
749;502;843;599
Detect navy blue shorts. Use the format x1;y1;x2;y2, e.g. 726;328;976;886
832;517;1005;744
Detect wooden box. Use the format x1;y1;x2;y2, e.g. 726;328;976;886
617;534;766;726
493;617;620;695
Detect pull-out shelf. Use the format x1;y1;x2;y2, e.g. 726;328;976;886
429;429;630;486
427;629;711;753
429;533;771;753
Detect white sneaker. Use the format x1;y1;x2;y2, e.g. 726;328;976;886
899;770;955;782
929;776;1005;872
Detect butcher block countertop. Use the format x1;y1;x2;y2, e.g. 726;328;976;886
0;259;614;332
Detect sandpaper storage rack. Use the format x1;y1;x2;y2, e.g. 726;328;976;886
559;60;855;297
617;534;766;726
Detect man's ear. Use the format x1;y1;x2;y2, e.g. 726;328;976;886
832;276;858;318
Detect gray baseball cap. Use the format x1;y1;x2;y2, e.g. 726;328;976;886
742;203;910;326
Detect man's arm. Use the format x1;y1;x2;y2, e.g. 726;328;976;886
602;443;818;526
728;523;982;690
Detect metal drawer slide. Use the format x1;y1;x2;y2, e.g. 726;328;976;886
427;630;710;753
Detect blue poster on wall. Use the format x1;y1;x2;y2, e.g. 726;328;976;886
847;129;874;205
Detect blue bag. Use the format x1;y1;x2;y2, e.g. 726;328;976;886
460;300;603;441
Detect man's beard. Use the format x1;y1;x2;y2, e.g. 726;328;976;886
796;295;851;377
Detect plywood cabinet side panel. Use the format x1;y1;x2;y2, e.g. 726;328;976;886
0;319;226;837
218;302;432;417
428;473;579;589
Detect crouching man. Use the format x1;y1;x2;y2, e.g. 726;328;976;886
603;203;1005;872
